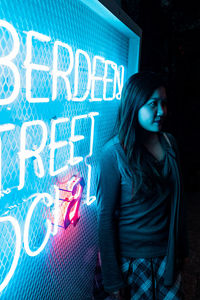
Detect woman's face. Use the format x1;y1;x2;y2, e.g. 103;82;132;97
138;86;167;132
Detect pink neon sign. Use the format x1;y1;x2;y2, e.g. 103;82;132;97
55;175;85;229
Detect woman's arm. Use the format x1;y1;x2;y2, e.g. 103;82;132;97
96;147;125;293
166;133;189;258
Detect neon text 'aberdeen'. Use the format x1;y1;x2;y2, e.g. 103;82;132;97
0;20;125;105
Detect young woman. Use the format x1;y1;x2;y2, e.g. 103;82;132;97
96;72;189;300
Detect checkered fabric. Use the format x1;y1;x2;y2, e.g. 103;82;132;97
120;256;183;300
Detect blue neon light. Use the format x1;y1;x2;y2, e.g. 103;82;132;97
0;0;139;298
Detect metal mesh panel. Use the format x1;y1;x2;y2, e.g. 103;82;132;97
0;0;133;299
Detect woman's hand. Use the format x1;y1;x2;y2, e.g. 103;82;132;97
110;290;121;299
110;288;129;300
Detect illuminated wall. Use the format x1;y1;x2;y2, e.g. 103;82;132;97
0;0;141;299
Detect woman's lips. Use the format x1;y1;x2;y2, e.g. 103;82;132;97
154;118;164;123
154;120;163;125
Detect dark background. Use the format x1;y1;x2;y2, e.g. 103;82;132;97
120;0;200;193
119;1;200;298
93;1;200;299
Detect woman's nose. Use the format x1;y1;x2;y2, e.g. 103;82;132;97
157;103;165;116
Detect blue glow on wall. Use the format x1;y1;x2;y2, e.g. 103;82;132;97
0;0;140;298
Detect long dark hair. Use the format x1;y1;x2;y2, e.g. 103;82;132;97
116;71;166;195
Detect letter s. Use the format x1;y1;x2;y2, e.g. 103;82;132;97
0;216;21;293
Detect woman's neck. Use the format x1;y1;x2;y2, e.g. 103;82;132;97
139;128;160;148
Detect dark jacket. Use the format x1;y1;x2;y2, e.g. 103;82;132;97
162;132;189;286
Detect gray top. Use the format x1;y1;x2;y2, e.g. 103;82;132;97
96;132;188;292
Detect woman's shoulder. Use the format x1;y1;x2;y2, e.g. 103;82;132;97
97;136;122;176
98;136;123;167
161;131;179;155
161;131;177;146
102;135;121;154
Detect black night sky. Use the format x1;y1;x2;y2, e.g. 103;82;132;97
120;0;200;193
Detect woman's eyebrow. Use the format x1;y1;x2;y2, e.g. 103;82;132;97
150;97;167;101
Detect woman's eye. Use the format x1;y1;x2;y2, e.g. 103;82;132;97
149;102;156;107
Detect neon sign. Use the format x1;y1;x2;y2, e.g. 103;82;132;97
0;176;84;292
0;20;124;105
0;17;125;294
0;216;21;293
0;188;57;292
0;112;99;205
58;175;85;229
0;18;124;200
